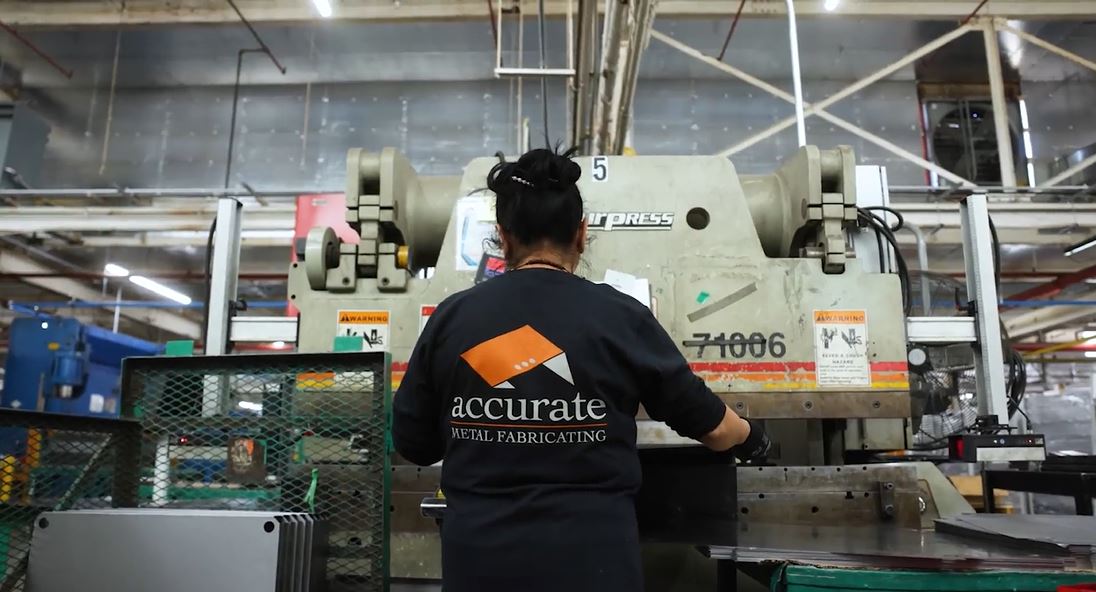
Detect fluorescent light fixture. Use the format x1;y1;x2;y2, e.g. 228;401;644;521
1085;351;1096;359
1019;98;1030;129
129;275;192;305
237;401;263;412
1022;131;1034;160
1080;330;1096;339
823;0;840;10
312;0;333;17
104;263;130;277
1065;235;1096;257
272;341;287;349
1027;162;1037;186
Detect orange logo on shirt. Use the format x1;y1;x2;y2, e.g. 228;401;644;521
461;325;574;388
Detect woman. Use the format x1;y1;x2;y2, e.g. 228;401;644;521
393;147;769;592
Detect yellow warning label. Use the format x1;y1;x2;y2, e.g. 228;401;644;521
337;311;389;324
814;310;866;324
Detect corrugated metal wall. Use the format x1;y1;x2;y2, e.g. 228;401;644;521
2;18;1090;190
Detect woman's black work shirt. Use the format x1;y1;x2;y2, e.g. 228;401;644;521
392;268;728;592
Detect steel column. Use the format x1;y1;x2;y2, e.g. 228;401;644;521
983;22;1017;188
1092;373;1096;460
204;197;244;357
960;195;1009;423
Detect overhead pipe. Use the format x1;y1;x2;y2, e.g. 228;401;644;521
0;187;337;199
904;222;933;315
892;185;1092;193
1004;262;1096;303
0;272;287;281
11;300;289;310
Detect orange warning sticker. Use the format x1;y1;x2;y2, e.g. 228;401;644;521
813;310;866;325
336;309;390;352
338;311;389;324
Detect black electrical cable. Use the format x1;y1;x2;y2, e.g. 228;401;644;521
859;207;912;315
988;214;1002;294
872;225;887;273
863;206;905;232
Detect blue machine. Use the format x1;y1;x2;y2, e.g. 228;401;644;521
1;317;161;417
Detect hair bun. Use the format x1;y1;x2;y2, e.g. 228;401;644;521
513;148;582;191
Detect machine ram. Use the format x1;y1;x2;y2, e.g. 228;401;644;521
282;146;1005;583
290;146;911;459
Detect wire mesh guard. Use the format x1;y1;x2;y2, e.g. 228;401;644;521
0;411;140;591
123;353;391;592
911;364;979;450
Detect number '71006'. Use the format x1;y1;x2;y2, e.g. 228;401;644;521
683;332;787;359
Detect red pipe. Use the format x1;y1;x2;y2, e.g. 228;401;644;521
0;20;73;79
1004;263;1096;302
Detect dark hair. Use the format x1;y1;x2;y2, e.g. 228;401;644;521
487;147;583;259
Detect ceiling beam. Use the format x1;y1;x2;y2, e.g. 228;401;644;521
0;205;294;233
0;249;201;339
4;0;1096;28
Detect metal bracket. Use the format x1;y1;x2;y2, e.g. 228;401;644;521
878;480;897;520
906;317;977;344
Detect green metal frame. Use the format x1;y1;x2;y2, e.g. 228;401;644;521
775;565;1096;592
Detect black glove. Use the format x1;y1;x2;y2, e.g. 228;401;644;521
734;418;771;464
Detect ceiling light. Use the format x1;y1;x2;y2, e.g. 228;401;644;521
40;322;49;330
1064;235;1096;257
1085;351;1096;359
823;0;840;11
129;275;192;305
311;0;333;18
104;263;130;277
238;401;263;412
272;341;287;349
1081;330;1096;339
